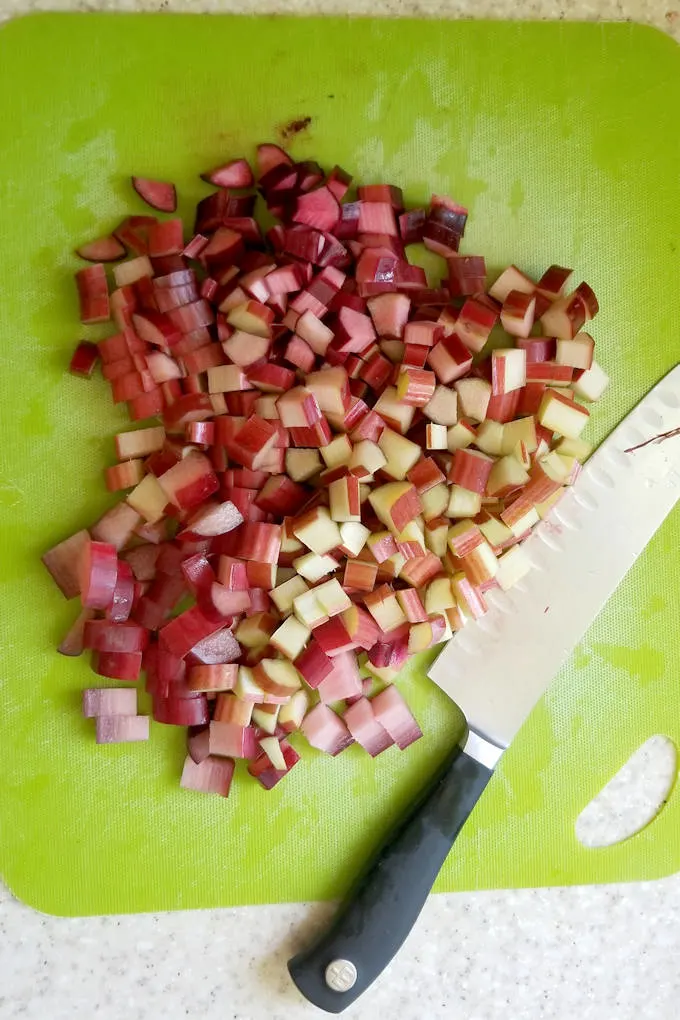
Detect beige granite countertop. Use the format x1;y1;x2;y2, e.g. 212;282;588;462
0;0;679;39
0;3;679;1019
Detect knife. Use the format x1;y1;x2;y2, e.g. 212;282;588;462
288;363;680;1013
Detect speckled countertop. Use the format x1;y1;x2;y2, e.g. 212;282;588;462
1;3;679;1019
0;0;679;38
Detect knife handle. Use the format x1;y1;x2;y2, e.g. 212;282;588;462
287;746;492;1013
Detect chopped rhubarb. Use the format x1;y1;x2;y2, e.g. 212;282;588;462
131;175;177;212
49;143;607;801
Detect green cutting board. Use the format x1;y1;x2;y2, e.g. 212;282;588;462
0;13;679;916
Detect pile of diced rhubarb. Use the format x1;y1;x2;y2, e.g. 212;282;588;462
44;144;609;797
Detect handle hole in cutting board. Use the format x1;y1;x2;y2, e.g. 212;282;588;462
575;735;677;849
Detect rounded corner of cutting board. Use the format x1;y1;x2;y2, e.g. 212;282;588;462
0;866;77;920
624;19;680;53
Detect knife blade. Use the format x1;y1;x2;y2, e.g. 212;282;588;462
288;363;680;1013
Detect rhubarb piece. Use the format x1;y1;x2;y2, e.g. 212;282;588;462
370;686;422;749
302;703;353;755
42;529;91;599
131;176;177;212
83;688;138;718
180;754;235;797
202;158;253;188
343;698;393;756
95;715;150;743
76;264;110;323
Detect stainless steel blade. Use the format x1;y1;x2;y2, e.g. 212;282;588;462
428;364;680;768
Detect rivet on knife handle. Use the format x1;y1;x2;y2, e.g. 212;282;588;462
287;742;493;1013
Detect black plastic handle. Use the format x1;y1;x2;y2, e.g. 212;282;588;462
288;744;493;1013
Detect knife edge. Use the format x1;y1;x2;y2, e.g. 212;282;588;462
429;362;680;756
